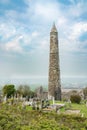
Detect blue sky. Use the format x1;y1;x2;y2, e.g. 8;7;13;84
0;0;87;85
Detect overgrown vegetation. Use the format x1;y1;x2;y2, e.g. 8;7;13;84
0;103;87;130
70;94;81;104
1;84;87;129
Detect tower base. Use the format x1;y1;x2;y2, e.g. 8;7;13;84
55;87;61;100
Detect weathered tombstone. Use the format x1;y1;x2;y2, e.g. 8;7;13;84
36;100;39;110
32;101;36;110
4;95;7;102
41;100;45;109
53;97;55;105
45;99;50;108
46;100;49;106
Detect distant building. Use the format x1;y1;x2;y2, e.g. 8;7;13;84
62;89;84;101
48;24;61;100
35;86;48;99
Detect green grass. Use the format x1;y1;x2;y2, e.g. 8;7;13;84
71;103;87;117
26;105;32;110
30;100;87;117
50;100;87;117
50;100;64;104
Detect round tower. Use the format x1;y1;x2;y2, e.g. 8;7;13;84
48;23;61;100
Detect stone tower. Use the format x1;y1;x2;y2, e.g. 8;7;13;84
48;23;61;100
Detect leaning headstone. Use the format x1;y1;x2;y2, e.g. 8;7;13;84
4;95;7;102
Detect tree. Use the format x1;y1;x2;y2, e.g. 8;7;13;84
23;85;30;97
16;85;24;97
3;84;16;98
17;85;31;98
83;87;87;99
29;90;36;98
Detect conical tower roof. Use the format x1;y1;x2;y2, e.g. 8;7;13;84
51;23;57;32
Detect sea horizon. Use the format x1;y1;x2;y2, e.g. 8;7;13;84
0;76;87;90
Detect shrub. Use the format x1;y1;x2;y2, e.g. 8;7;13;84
70;94;81;104
0;104;87;130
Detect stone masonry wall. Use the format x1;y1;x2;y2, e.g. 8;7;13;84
48;26;61;100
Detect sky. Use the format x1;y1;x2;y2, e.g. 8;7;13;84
0;0;87;85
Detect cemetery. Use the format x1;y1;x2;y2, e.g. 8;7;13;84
0;84;87;130
0;95;87;130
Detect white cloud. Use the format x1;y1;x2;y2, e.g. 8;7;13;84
0;0;87;80
0;0;87;56
0;23;16;39
31;31;39;37
68;22;87;41
35;38;49;53
34;3;59;21
3;36;23;53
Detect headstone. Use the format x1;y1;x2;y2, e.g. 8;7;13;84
53;97;55;105
4;95;7;102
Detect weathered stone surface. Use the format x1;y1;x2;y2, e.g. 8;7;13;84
48;24;61;100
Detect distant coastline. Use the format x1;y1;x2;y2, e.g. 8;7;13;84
0;76;87;90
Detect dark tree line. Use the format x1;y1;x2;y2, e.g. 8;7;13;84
2;84;36;99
